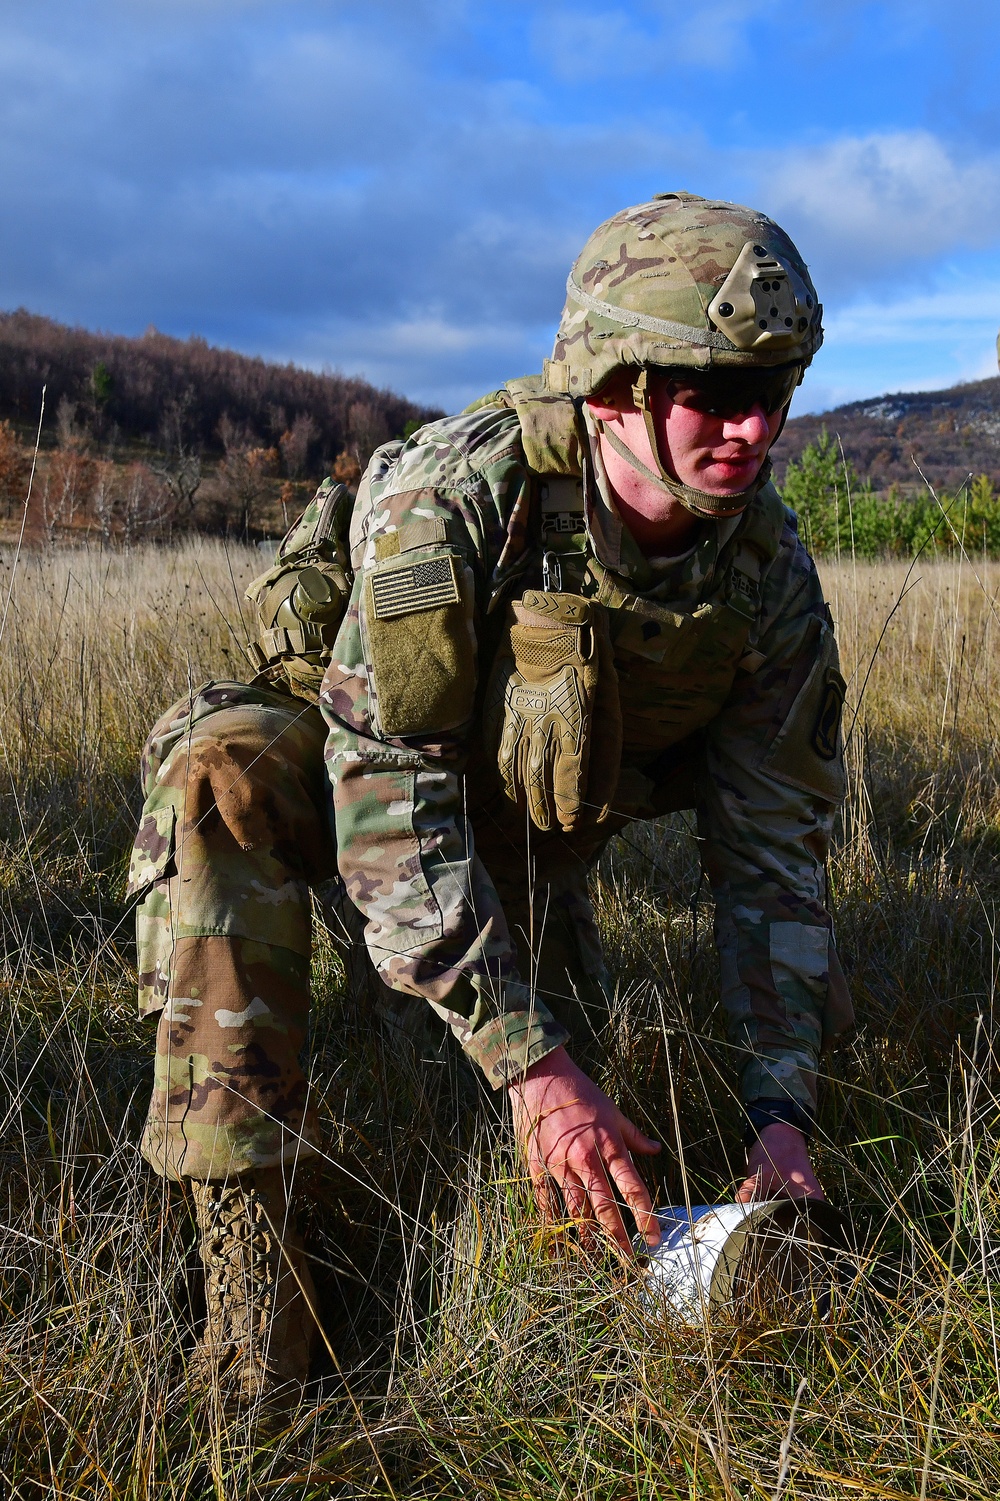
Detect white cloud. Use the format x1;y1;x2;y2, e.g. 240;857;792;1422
794;273;1000;413
662;0;771;68
825;281;1000;348
534;0;769;80
752;130;1000;289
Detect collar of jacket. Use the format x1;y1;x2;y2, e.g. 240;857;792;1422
502;373;652;579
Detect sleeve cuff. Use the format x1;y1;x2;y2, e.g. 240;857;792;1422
743;1097;815;1145
462;979;570;1089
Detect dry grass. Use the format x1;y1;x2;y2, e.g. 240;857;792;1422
0;538;999;1498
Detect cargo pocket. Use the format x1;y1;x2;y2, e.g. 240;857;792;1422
127;802;177;897
758;624;846;804
362;551;476;737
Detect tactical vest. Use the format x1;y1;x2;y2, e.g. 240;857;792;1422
244;380;786;761
498;376;786;770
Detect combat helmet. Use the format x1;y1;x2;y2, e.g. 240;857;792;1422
545;191;823;516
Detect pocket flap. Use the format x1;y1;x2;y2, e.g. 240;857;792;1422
127;803;177;896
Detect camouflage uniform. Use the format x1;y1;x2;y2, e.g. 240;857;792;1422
131;192;852;1184
322;380;852;1095
131;681;333;1180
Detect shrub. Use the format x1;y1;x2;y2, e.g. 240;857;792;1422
782;430;999;558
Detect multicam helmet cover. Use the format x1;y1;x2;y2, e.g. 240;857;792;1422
546;191;823;397
546;192;823;517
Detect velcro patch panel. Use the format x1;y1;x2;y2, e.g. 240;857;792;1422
373;517;450;561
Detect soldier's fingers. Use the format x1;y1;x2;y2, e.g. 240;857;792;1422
557;1168;592;1226
574;1160;630;1253
605;1150;660;1248
531;1170;558;1222
735;1166;763;1204
620;1116;662;1156
557;1169;602;1252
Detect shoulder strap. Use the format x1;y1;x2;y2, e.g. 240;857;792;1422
504;374;585;477
462;387;515;415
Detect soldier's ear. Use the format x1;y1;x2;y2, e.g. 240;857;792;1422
585;372;635;422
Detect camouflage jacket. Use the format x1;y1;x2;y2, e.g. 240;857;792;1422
319;377;853;1119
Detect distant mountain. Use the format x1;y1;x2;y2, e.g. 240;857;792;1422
4;305;997;503
773;374;1000;494
0;309;439;465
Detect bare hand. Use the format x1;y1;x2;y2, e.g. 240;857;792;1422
507;1046;661;1253
737;1121;825;1203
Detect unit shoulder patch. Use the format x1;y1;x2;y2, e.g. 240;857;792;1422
758;624;846;804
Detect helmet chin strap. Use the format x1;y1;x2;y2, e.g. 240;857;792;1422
596;367;773;520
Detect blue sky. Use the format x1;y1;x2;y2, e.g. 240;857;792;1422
1;1;998;415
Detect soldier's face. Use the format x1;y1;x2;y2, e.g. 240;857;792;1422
652;381;784;497
588;370;785;502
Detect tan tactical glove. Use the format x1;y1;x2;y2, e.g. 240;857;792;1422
487;590;621;833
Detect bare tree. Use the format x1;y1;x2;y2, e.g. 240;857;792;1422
90;463;116;543
331;449;362;489
91;460;173;544
279;412;318;480
119;462;173;544
347;400;390;469
55;394;79;449
42;403;97;537
152;388;203;522
216;415;277;537
0;421;30;518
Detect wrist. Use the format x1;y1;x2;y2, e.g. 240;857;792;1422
506;1043;571;1095
462;989;570;1090
743;1097;814;1146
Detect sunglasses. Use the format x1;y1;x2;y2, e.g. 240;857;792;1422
661;364;802;419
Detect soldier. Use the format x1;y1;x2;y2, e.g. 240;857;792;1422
129;191;853;1409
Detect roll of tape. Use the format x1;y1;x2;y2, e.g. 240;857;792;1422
639;1200;850;1324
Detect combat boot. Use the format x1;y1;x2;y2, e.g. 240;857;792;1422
188;1166;318;1417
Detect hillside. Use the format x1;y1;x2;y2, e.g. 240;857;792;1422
773;373;1000;493
0;309;441;539
0;309;438;461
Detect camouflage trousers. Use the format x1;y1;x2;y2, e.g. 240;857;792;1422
130;682;610;1182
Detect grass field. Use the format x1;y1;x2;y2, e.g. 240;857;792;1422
1;536;999;1499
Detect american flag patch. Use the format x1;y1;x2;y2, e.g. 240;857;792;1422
369;555;461;620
